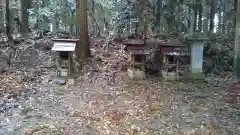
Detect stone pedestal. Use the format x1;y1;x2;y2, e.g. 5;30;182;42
127;69;145;80
162;71;180;81
191;42;204;73
186;35;208;80
59;68;68;77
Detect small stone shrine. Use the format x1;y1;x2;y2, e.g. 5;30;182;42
123;38;149;80
51;38;79;85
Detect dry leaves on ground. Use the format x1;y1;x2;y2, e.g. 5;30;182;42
0;73;22;97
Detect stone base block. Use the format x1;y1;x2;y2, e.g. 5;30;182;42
68;78;76;85
162;71;180;81
184;72;205;81
59;69;68;77
127;69;145;80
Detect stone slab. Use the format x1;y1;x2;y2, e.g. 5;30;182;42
68;78;76;85
184;72;205;81
127;69;145;80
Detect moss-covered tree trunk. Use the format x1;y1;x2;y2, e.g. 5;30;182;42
234;0;240;81
76;0;90;58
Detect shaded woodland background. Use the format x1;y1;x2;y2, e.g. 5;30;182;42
0;1;240;135
0;0;239;75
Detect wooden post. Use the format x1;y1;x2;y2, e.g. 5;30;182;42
68;52;72;76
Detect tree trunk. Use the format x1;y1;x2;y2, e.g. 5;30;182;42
76;0;90;58
202;0;209;36
190;0;197;34
175;3;181;33
218;0;222;34
222;0;226;34
91;0;96;36
20;0;29;35
155;0;162;34
5;0;12;40
209;0;216;33
234;0;240;81
234;0;237;29
198;6;202;32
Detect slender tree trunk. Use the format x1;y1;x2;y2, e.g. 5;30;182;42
5;0;12;40
175;3;181;33
234;0;238;29
190;0;197;34
187;6;191;29
156;0;162;34
20;0;29;35
91;0;96;36
202;0;209;36
222;0;226;34
76;0;90;58
218;0;222;34
209;0;216;33
198;7;202;32
234;0;240;81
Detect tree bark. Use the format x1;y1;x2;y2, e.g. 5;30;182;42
76;0;90;58
209;0;216;33
190;0;197;34
198;6;202;32
222;0;226;34
234;0;240;81
217;0;223;34
20;0;29;35
202;0;209;36
234;0;237;29
5;0;12;40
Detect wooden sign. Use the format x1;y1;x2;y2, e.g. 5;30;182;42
52;42;76;52
51;39;79;52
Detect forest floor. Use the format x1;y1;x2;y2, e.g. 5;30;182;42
0;37;239;135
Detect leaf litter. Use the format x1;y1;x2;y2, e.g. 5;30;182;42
0;36;239;135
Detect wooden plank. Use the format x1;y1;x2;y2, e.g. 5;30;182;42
52;38;79;42
52;42;76;52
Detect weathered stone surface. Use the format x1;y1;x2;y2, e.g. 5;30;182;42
68;78;76;85
127;69;145;80
52;77;66;85
60;69;68;77
185;73;205;81
162;71;180;81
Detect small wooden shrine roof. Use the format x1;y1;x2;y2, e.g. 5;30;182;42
52;38;79;43
123;38;187;55
145;38;185;47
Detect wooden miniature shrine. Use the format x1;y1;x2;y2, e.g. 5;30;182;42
145;38;190;80
51;38;79;77
160;39;190;80
123;39;149;80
